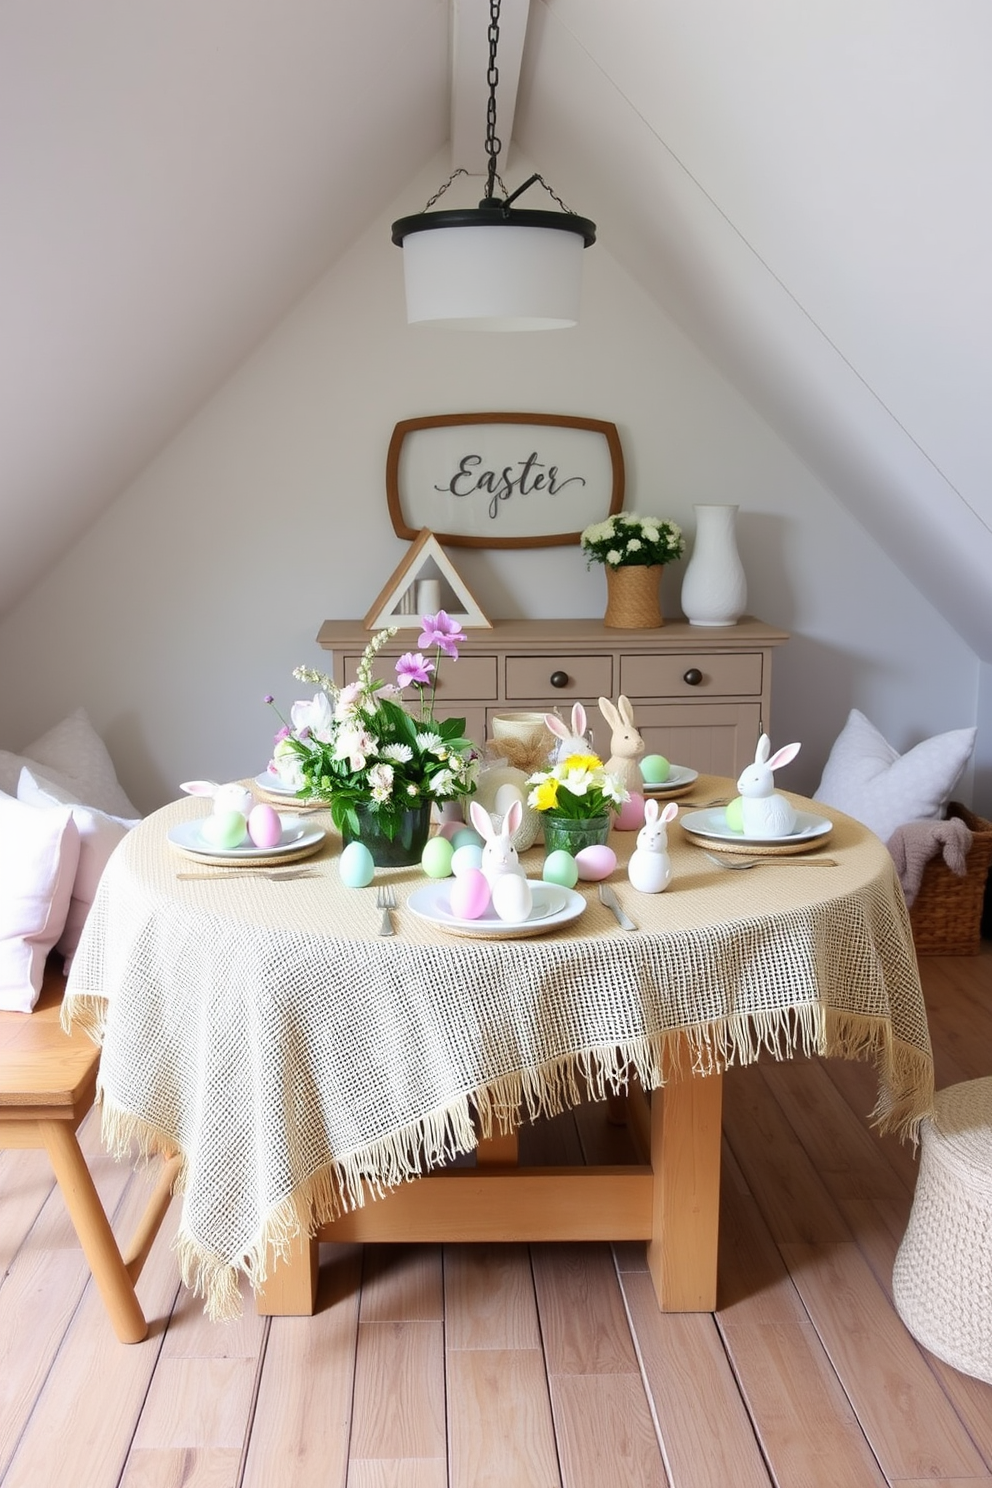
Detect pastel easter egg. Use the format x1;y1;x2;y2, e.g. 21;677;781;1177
247;802;282;849
449;868;491;919
451;826;485;851
574;844;617;881
200;810;249;849
640;754;671;784
338;840;375;888
725;796;745;833
491;873;533;924
437;820;464;842
543;850;579;888
451;843;484;877
615;793;645;831
421;836;454;879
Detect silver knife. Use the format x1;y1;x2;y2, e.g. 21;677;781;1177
598;882;638;932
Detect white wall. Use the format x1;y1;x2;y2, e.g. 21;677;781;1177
0;157;980;815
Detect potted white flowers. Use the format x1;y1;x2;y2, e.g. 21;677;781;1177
580;512;685;628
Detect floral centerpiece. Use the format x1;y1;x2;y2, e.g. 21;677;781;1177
266;612;479;865
580;511;685;629
526;751;628;855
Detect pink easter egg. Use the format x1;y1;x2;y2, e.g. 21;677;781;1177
449;868;491;920
615;793;646;831
247;803;283;849
574;844;617;881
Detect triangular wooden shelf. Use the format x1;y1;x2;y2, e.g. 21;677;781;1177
363;529;492;631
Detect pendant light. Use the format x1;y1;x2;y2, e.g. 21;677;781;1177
391;0;596;331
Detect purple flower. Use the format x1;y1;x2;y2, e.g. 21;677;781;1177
395;651;435;688
273;725;291;743
418;610;466;658
263;694;274;705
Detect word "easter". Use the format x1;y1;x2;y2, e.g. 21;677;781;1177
434;452;586;520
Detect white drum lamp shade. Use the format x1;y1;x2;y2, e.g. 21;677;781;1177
400;221;586;331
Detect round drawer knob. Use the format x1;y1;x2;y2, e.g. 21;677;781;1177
683;668;703;687
550;670;570;689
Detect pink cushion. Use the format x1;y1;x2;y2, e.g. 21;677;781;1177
16;768;136;968
0;792;80;1012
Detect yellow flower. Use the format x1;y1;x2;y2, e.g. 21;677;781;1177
562;752;603;773
531;778;560;811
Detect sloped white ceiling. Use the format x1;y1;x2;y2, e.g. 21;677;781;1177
513;0;992;658
2;0;991;660
0;0;448;617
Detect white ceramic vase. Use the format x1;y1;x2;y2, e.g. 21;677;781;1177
680;504;747;627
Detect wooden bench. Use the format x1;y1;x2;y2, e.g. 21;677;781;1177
0;957;178;1342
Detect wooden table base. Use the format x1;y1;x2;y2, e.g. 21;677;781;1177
255;1067;724;1318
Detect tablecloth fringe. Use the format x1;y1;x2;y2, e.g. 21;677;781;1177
95;1000;933;1323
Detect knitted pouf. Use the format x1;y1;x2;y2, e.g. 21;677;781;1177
892;1076;992;1384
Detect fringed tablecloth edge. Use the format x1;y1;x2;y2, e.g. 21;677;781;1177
86;1000;934;1322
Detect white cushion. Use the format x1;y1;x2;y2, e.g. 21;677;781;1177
16;768;138;968
0;791;80;1012
814;709;977;844
0;706;138;818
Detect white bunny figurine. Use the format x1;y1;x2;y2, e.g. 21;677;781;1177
469;799;533;923
597;695;645;795
181;779;254;818
627;798;679;893
736;735;802;838
544;702;592;764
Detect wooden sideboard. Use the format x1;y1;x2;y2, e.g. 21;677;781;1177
316;617;789;778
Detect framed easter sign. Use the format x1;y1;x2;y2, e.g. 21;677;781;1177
385;412;625;548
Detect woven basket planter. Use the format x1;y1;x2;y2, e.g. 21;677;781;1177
909;802;992;956
893;1077;992;1384
603;564;665;628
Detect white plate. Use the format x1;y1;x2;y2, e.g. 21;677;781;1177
640;764;698;793
407;880;587;939
679;807;833;848
253;771;300;796
167;816;326;860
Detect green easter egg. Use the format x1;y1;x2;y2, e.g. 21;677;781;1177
640;754;671;784
200;810;248;849
451;826;484;851
725;796;745;833
421;836;454;879
542;849;579;888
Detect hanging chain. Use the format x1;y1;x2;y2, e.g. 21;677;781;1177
531;173;576;216
484;0;502;200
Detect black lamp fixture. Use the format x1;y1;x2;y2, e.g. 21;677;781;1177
391;0;596;330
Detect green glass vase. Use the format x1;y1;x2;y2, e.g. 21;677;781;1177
541;814;611;856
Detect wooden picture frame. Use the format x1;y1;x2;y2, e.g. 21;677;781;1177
386;412;624;549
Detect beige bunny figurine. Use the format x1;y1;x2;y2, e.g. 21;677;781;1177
597;695;645;795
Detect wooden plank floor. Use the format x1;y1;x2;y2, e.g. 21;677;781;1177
2;945;990;1487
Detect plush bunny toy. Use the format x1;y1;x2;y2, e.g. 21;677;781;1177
544;703;592;764
181;779;255;818
627;798;679;893
469;799;533;923
735;735;802;837
597;695;645;795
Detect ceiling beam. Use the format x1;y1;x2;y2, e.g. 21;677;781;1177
450;0;530;179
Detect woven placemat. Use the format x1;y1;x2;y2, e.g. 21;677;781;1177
680;827;833;857
167;832;328;869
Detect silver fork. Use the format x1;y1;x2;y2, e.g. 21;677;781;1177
376;882;397;935
176;867;320;881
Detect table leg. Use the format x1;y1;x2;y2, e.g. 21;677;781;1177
646;1068;724;1311
255;1227;319;1316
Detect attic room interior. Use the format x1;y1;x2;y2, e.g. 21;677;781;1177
1;3;991;1487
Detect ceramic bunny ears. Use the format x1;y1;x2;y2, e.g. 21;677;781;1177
544;703;590;759
736;735;802;797
181;779;254;817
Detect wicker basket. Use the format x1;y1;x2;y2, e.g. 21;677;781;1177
909;802;992;956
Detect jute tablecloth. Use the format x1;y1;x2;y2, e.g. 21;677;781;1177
64;778;934;1320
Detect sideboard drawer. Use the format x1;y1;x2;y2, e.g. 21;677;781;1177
505;654;614;701
343;653;499;701
620;651;763;699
